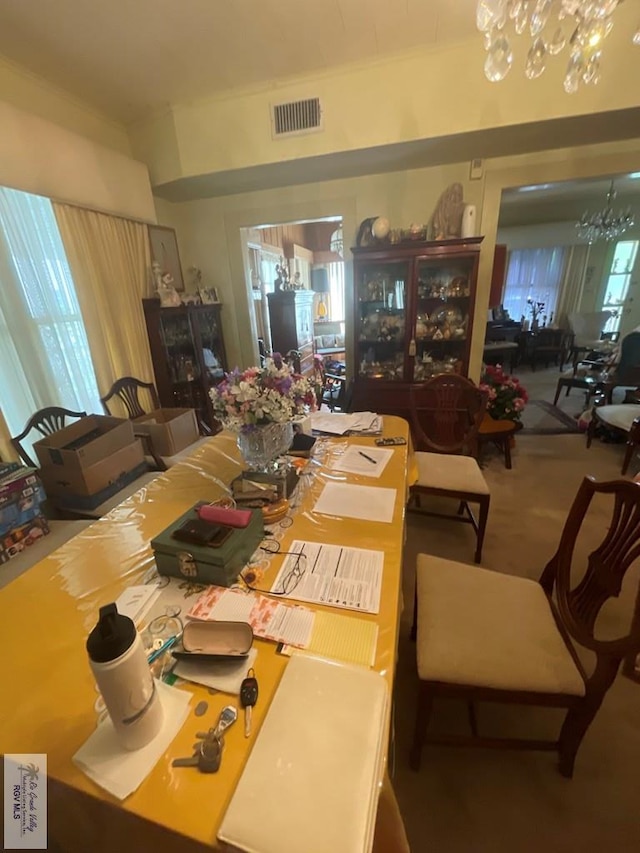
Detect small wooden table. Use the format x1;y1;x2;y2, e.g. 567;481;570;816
478;415;522;469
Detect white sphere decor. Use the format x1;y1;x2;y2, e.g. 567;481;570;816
371;217;390;240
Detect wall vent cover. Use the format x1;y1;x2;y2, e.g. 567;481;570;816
271;98;323;138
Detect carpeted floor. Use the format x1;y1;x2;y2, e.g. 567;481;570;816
395;427;640;852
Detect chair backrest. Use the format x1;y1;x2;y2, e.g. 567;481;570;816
11;407;87;467
568;311;611;347
614;331;640;385
540;476;640;687
410;374;487;456
101;377;160;420
322;373;348;412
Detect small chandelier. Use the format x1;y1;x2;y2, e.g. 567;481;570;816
575;180;635;244
477;0;640;93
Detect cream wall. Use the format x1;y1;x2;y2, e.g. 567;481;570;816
155;137;640;382
154;161;481;373
0;100;156;221
0;55;130;155
132;1;640;187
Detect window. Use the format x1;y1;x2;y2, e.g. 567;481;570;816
0;188;101;444
327;261;345;322
502;247;567;325
600;241;639;334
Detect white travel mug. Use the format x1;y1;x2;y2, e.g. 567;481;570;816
87;603;164;751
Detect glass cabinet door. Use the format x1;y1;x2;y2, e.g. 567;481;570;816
356;260;409;381
192;308;226;387
159;312;200;384
412;256;474;382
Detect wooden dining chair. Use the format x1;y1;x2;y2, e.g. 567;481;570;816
410;475;640;778
408;374;490;563
100;376;160;420
11;407;87;467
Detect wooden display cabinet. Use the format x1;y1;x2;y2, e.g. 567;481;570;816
267;290;315;377
351;237;482;420
142;299;228;432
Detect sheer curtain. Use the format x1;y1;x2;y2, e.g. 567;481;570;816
553;244;590;329
503;247;568;324
0;188;102;446
53;204;154;395
328;261;345;322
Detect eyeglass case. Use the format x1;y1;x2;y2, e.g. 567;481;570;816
172;621;253;662
150;502;263;586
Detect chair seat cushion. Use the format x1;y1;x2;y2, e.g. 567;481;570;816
414;452;489;496
415;555;585;696
596;404;640;433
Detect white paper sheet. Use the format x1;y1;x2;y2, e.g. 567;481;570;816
208;591;255;622
332;444;393;478
270;540;384;614
115;585;162;626
73;681;191;801
309;411;382;435
265;603;314;647
313;481;397;524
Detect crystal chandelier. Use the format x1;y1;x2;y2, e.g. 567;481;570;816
575;180;635;243
477;1;640;93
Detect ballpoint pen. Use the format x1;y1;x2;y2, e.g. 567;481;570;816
148;634;180;664
358;451;377;464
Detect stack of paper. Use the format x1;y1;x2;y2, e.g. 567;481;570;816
309;411;383;436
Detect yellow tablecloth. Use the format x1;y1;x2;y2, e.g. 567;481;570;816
0;417;410;852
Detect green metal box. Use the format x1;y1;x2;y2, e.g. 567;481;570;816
151;503;263;586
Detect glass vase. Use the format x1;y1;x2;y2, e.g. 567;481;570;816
237;422;294;472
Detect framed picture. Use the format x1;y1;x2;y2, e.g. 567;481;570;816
148;225;185;291
199;287;219;304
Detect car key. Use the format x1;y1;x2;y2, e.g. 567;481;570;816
240;669;258;738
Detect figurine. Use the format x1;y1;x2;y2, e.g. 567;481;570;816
356;217;379;247
431;183;466;241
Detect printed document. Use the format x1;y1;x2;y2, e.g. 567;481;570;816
313;481;397;523
270;540;384;614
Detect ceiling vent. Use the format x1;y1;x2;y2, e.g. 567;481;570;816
271;98;323;138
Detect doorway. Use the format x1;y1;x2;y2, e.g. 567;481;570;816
240;217;346;375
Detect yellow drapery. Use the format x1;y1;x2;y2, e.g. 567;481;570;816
53;203;154;396
0;408;17;462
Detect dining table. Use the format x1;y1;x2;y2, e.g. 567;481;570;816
0;416;412;852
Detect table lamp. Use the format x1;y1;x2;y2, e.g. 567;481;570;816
311;269;330;320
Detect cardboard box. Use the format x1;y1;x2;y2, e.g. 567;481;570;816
133;408;199;457
50;462;149;511
34;415;134;473
40;440;145;498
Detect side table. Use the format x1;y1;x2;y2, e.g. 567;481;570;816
477;415;523;470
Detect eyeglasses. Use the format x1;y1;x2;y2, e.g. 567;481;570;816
241;551;307;597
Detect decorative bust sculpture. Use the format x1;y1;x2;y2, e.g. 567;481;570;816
431;183;466;241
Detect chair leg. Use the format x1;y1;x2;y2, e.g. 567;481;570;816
457;500;465;516
622;440;635;476
503;435;512;470
410;683;435;772
410;584;417;641
474;495;490;564
467;701;478;737
553;382;562;406
557;704;600;779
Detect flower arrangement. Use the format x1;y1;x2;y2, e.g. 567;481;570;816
479;364;529;422
209;355;317;431
526;296;545;328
